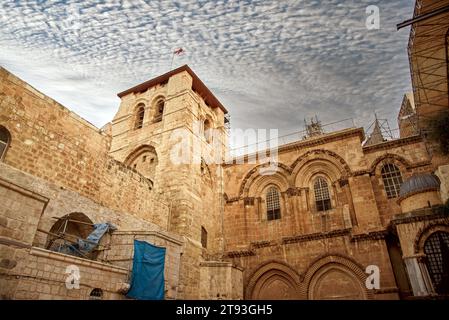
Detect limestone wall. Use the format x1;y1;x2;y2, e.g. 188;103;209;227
0;67;169;229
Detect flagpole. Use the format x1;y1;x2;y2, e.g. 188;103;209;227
170;48;184;70
170;52;175;70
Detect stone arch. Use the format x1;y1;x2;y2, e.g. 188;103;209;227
245;260;301;300
202;116;213;143
46;212;95;256
152;95;166;121
369;153;412;174
238;162;292;198
302;254;372;300
290;149;351;187
414;221;449;254
133;102;146;129
124;144;159;182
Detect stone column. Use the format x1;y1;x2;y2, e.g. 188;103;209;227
403;254;434;296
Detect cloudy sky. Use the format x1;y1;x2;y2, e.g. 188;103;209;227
0;0;414;147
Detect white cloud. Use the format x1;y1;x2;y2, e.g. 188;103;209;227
0;0;415;146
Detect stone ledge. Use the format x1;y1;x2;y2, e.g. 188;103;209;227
391;205;449;225
114;230;184;247
199;261;244;271
362;135;423;152
350;230;388;242
30;247;128;275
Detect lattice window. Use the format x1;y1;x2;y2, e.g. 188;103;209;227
89;288;103;300
381;163;403;198
134;104;145;129
424;231;449;294
266;186;281;220
314;177;332;212
0;126;10;160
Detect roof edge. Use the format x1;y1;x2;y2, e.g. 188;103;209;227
117;64;228;114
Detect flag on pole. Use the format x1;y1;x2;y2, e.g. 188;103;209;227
173;47;185;55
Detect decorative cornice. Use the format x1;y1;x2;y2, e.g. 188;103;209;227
350;230;388;242
250;240;274;249
282;228;351;244
223;249;256;258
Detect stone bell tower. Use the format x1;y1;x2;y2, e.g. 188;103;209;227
108;65;229;298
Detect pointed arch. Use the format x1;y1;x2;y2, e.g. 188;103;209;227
301;254;373;300
245;260;301;299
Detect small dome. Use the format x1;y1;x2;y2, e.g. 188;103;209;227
399;173;440;198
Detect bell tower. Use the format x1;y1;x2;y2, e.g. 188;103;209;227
108;65;228;298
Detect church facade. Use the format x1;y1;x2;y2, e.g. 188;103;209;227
0;0;448;300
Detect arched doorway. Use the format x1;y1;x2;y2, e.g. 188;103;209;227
308;265;366;300
246;262;300;300
424;231;449;295
303;255;370;300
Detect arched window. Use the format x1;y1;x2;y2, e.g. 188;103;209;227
203;119;212;143
154;98;165;122
201;226;208;249
125;145;158;182
314;177;331;212
134;104;145;129
89;288;103;300
424;231;449;295
266;186;281;220
381;163;403;198
0;126;11;160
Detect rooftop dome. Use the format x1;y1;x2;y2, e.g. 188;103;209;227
399;173;440;198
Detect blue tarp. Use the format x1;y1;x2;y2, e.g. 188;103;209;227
78;222;116;253
126;240;166;300
55;222;116;256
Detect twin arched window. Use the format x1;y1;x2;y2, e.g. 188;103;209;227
313;177;332;212
381;163;403;198
134;98;165;129
266;186;281;220
0;126;11;160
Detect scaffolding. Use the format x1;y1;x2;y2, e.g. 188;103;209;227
38;216;113;261
405;0;449;129
363;115;395;146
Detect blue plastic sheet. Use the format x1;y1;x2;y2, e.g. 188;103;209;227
55;222;116;256
78;222;116;253
126;240;166;300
